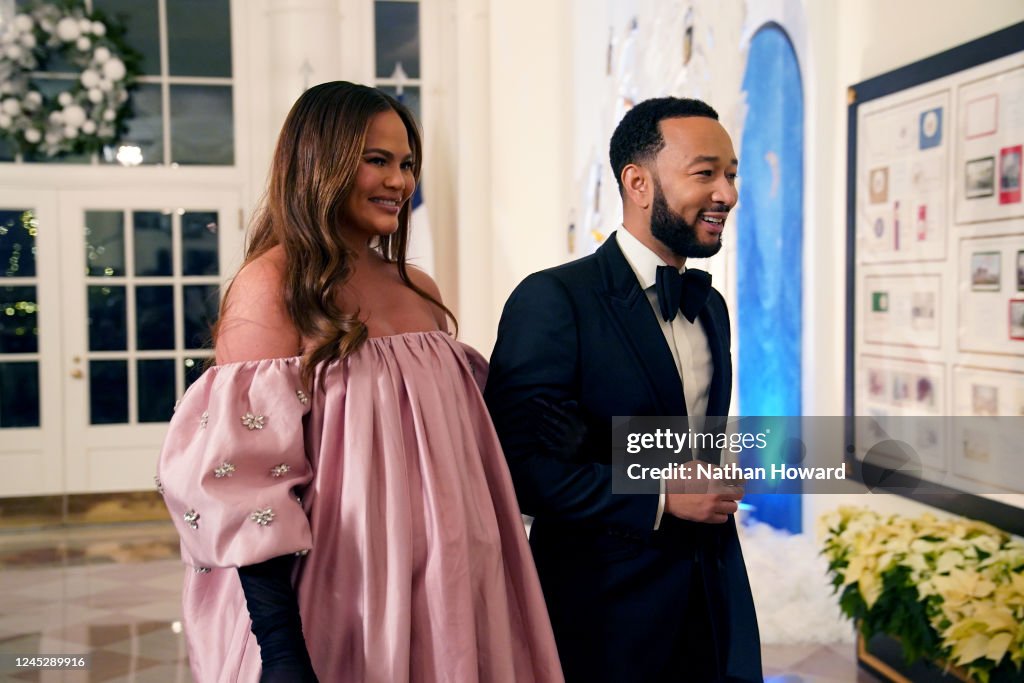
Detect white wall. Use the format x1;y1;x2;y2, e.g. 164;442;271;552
488;0;573;301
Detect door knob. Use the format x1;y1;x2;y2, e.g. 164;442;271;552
70;368;84;379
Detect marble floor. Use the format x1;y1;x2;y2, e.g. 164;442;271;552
0;522;881;682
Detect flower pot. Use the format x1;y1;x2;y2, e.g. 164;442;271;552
857;629;972;683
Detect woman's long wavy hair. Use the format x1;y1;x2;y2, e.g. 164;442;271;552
219;81;456;388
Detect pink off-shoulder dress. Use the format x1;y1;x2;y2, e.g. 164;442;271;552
157;331;563;683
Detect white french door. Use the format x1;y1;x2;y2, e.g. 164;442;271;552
0;190;63;496
0;188;242;496
58;189;242;493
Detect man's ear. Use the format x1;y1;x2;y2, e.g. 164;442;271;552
621;163;650;210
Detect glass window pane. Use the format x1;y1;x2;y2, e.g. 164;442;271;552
183;284;218;349
375;1;420;79
85;211;125;277
0;286;38;354
23;80;91;164
88;285;127;351
170;85;234;165
89;360;128;424
0;361;40;428
133;211;172;276
376;86;421;126
136;285;174;350
0;138;15;162
166;0;232;77
182;212;219;275
184;356;209;389
103;83;164;166
36;47;80;79
137;358;175;422
0;209;37;278
93;0;162;76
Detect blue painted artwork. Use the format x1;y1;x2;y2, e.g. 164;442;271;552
737;25;804;533
919;107;943;149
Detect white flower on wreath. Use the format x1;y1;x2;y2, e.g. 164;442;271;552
0;0;137;158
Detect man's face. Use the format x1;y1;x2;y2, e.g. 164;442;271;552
648;117;738;259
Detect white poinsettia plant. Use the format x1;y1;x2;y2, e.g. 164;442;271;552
820;506;1024;683
0;0;137;157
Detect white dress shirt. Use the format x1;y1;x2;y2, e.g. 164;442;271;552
614;228;713;529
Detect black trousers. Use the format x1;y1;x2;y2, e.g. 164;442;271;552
656;563;725;682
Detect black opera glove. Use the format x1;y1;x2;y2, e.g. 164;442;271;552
531;396;588;461
237;555;319;683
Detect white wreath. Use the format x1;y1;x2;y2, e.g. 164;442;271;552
0;1;135;157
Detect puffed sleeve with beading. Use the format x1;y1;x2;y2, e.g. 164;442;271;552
157;357;314;569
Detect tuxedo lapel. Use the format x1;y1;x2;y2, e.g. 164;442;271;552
699;296;732;417
596;235;686;416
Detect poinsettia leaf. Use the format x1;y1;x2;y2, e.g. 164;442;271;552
954;633;990;665
985;633;1012;664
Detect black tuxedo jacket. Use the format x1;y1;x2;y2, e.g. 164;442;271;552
485;233;761;682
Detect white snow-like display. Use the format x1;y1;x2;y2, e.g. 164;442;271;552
739;520;855;644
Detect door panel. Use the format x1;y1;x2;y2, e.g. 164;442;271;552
60;190;242;493
0;190;63;496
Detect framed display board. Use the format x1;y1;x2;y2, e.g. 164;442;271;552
846;22;1024;535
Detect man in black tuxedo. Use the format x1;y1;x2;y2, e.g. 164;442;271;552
484;97;761;682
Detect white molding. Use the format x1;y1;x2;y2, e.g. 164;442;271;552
0;164;246;191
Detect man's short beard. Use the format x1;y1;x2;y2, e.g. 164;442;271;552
650;176;723;259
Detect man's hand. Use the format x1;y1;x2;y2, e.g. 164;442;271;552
664;461;745;524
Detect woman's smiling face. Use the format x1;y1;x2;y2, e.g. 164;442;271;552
340;108;416;242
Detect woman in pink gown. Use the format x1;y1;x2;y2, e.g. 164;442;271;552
157;81;563;683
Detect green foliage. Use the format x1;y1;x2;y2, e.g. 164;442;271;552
860;566;939;664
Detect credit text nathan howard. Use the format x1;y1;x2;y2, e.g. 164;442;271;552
626;462;847;481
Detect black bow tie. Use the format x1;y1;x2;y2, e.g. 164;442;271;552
654;266;712;323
